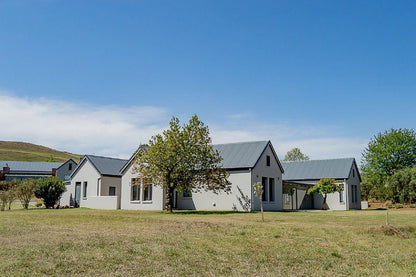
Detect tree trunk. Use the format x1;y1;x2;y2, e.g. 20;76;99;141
165;185;174;213
322;194;328;210
260;201;264;222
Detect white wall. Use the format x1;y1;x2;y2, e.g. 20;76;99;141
251;144;283;211
120;163;164;210
83;196;120;209
346;162;361;210
177;169;252;211
313;181;347;211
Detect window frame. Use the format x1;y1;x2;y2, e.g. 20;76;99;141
83;181;88;198
266;155;271;166
268;178;275;202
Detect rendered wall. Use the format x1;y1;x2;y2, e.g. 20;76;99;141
120;163;164;210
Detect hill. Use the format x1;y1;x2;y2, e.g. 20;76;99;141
0;141;82;162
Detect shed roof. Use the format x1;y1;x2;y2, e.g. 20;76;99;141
0;160;63;173
282;158;358;181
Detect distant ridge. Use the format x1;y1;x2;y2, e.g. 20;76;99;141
0;141;82;162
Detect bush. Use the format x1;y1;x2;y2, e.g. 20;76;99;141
34;177;66;208
15;179;37;209
410;204;416;208
35;201;43;207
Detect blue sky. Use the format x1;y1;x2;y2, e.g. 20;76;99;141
1;0;415;162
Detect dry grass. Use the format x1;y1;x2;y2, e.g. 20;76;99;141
1;208;416;276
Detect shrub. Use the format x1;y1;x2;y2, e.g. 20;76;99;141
34;177;66;208
35;201;43;207
15;179;37;209
410;204;416;208
0;181;19;211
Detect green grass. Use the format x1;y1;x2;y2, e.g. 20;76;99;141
1;208;416;276
0;141;81;162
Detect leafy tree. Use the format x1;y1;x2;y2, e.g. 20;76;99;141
44;155;57;162
361;128;416;200
34;177;66;208
386;166;416;204
307;178;343;210
253;182;264;221
283;148;310;161
15;179;37;209
134;115;231;212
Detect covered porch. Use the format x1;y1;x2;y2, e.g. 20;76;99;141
282;181;315;210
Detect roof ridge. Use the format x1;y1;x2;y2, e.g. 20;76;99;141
86;154;128;161
214;140;269;146
282;157;354;163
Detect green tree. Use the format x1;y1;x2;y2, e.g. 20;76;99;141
307;178;343;210
15;179;37;209
34;177;66;208
134;115;231;212
44;155;57;162
386;166;416;204
361;128;416;200
283;148;310;161
253;182;264;221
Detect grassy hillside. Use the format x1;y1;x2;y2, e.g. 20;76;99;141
0;208;415;276
0;141;81;162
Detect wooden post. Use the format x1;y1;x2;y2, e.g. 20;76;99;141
386;211;389;226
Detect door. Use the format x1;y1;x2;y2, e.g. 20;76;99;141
75;182;81;208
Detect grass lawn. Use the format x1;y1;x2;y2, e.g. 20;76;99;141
1;208;416;276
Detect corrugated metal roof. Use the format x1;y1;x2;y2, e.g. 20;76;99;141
282;158;355;181
0;161;63;173
214;141;270;169
86;155;128;176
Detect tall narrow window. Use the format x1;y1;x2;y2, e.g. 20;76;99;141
266;155;271;166
183;191;192;197
269;178;275;202
109;186;116;196
352;169;355;178
69;163;72;170
261;177;267;201
339;184;344;202
83;182;88;198
144;184;153;201
131;185;140;201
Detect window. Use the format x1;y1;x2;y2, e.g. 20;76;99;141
352;185;358;203
144;184;153;201
261;177;267;201
183;191;192;197
83;182;88;198
352;169;355;178
131;179;140;201
69;163;72;171
269;178;275;202
339;184;344;202
266;155;271;166
109;186;116;196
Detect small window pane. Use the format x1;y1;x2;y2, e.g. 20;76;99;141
109;186;116;196
144;184;153;201
269;178;275;202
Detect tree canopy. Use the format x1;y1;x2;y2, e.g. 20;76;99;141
133;115;231;212
307;178;343;210
361;128;416;200
34;177;66;208
283;148;309;162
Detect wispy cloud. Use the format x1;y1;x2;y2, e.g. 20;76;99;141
0;91;169;158
0;91;367;163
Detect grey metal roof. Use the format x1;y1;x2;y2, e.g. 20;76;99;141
86;155;128;177
282;158;356;181
214;141;270;169
0;160;63;173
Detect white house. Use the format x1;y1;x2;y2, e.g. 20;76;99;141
282;158;362;210
60;155;128;209
120;141;284;211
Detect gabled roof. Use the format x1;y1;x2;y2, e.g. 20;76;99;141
0;160;63;173
214;140;284;171
120;145;148;175
71;155;128;178
282;158;360;181
121;140;284;175
56;159;77;170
